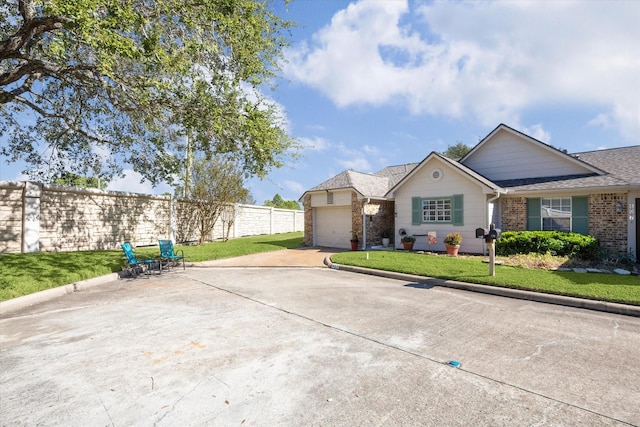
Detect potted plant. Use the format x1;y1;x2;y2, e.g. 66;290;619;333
380;228;392;247
350;230;359;251
401;235;416;251
443;232;463;256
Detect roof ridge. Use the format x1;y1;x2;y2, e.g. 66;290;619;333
572;145;640;155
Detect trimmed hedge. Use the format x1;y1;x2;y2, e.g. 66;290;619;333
496;231;599;260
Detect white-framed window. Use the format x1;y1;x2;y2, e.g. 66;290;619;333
541;197;571;231
413;194;463;226
422;198;452;222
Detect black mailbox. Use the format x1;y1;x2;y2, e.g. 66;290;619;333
487;228;501;240
477;225;501;241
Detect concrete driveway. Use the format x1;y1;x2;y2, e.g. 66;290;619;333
1;251;639;425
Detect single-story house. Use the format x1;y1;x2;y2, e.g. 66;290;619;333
299;124;639;260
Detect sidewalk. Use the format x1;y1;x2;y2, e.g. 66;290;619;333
193;247;340;267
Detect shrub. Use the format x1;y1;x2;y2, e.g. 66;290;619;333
496;231;599;260
443;232;463;245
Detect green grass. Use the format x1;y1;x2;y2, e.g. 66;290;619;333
3;234;638;306
332;251;640;305
0;232;304;301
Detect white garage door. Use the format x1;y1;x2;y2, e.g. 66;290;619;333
315;206;352;249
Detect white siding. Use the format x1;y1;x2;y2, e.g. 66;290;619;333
463;129;591;181
394;158;487;254
310;189;352;207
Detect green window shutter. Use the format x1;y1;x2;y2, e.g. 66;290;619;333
412;197;422;225
572;196;589;235
527;198;542;230
452;194;464;226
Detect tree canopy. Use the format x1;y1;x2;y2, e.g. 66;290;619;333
264;193;300;210
441;141;471;159
1;0;298;185
53;172;107;190
187;155;250;245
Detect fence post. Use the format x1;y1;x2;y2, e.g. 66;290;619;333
22;182;42;253
170;197;177;243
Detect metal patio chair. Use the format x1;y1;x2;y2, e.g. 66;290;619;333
158;239;185;271
121;242;158;277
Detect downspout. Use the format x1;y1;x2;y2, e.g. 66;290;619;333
362;198;369;250
487;191;501;227
486;191;502;255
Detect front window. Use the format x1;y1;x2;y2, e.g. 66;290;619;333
541;197;571;231
422;198;451;222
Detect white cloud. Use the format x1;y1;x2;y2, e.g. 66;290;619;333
335;143;372;172
299;136;330;151
338;157;371;171
362;144;380;155
521;124;551;144
283;180;304;194
284;0;640;141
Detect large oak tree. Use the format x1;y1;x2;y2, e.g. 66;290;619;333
0;0;297;185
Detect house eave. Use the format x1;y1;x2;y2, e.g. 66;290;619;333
298;186;368;202
505;184;633;196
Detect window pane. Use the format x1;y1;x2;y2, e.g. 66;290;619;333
541;197;571;218
422;198;452;222
543;217;571;232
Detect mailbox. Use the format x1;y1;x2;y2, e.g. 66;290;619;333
476;225;501;241
476;228;488;238
487;228;501;240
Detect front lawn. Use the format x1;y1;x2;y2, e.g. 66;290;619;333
0;232;304;301
331;251;640;305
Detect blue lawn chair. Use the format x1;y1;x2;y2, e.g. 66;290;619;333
158;239;185;271
121;242;158;276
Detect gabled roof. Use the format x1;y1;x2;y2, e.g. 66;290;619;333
301;125;638;201
496;145;639;192
385;152;505;198
300;164;418;200
373;163;419;188
460;123;605;176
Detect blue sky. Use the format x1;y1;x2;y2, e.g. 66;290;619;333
2;0;639;204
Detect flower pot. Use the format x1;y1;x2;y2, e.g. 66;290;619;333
350;240;359;251
382;237;390;247
402;241;414;251
446;244;460;256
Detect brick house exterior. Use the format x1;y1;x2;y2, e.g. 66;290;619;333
300;124;639;259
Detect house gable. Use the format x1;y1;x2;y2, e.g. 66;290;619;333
390;153;498;254
460;124;603;182
386;152;501;199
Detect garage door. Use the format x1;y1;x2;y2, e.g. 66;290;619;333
315;206;352;249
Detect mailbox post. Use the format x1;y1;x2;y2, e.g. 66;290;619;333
476;224;501;276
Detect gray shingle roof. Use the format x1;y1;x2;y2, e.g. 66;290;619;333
303;145;639;198
498;145;639;192
304;164;418;198
495;174;629;192
573;145;640;184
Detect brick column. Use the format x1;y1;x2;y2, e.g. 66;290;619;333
303;194;313;246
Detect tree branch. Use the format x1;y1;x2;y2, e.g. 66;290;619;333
1;91;112;145
0;16;68;60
